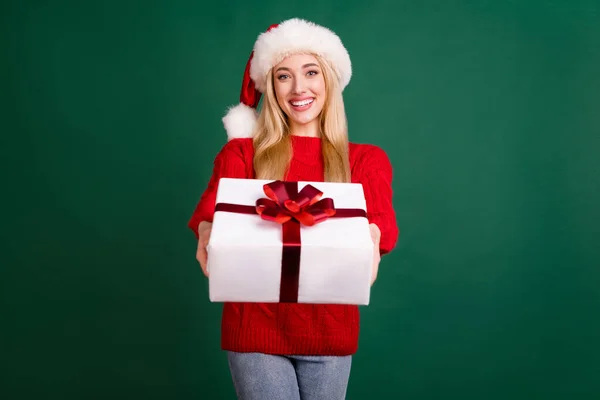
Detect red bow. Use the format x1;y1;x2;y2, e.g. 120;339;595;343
255;181;336;226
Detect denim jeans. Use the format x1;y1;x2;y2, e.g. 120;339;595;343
226;351;352;400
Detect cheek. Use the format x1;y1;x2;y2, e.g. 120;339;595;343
273;83;289;108
313;81;326;111
313;76;326;96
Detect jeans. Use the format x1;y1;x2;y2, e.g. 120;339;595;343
226;351;352;400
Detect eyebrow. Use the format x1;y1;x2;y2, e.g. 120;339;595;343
276;63;320;72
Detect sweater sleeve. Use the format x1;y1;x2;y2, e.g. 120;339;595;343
356;145;399;255
187;140;250;239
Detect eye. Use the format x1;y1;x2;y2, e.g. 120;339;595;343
307;70;319;76
277;74;289;81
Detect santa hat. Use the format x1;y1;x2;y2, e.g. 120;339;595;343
222;18;352;141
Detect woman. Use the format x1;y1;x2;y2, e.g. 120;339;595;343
188;18;399;400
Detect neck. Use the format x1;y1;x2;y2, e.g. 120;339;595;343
289;119;320;138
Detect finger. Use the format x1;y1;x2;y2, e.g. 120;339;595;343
371;269;379;286
369;224;381;241
200;257;209;277
370;232;380;245
197;246;209;277
201;231;211;249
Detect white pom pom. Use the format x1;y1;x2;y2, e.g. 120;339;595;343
222;103;258;140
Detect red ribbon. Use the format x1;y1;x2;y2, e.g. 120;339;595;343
215;180;367;303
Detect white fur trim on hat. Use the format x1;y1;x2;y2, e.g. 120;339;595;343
222;103;258;140
250;18;352;93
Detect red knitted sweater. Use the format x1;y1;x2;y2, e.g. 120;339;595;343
188;135;399;356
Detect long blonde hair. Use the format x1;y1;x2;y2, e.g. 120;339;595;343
252;54;351;183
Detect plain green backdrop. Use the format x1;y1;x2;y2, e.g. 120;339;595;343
2;0;599;399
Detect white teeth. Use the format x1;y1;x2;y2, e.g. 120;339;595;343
291;99;314;106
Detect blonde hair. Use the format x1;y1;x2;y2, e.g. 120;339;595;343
252;54;351;183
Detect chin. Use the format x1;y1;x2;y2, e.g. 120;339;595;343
287;108;323;126
290;114;318;125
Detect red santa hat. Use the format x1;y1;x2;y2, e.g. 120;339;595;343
222;18;352;141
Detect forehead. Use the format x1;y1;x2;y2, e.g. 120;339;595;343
274;53;320;69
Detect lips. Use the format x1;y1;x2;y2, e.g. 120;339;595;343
289;97;314;111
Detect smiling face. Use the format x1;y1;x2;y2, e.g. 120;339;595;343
272;53;326;133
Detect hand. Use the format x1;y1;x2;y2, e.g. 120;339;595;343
196;221;213;277
369;223;381;286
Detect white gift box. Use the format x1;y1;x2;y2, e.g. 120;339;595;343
206;177;374;305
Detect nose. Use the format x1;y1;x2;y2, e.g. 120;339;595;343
292;76;307;94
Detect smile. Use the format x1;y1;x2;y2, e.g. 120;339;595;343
289;98;314;110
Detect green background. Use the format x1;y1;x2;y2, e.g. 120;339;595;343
2;0;599;399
